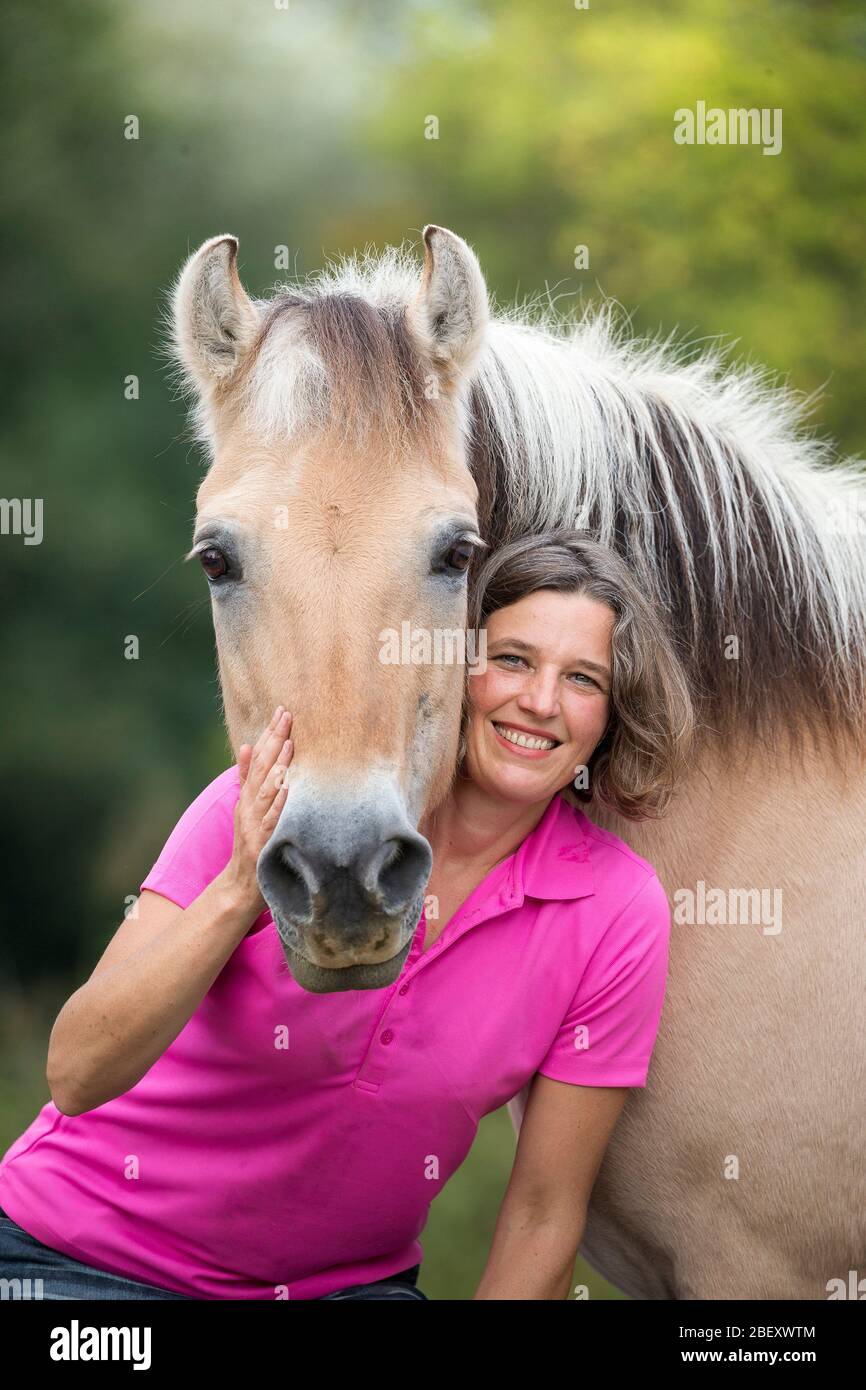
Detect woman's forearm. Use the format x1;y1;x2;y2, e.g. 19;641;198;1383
47;871;259;1115
473;1204;584;1300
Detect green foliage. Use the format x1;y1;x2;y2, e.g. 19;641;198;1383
367;0;866;446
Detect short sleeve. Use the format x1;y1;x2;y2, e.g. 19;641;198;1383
138;765;240;911
536;872;672;1089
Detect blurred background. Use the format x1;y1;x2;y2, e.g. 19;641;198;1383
1;0;863;1298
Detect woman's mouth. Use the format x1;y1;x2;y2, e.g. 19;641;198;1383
492;720;561;757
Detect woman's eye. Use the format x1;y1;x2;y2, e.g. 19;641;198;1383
199;547;229;581
495;654;526;667
571;673;599;688
441;540;475;573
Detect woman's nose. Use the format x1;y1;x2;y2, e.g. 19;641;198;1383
516;673;560;716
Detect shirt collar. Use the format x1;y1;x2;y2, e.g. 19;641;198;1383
512;793;595;902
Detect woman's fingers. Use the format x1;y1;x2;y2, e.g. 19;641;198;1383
257;736;293;803
247;707;293;797
258;736;294;842
237;743;253;785
242;711;278;791
255;706;285;756
228;711;294;909
261;774;290;835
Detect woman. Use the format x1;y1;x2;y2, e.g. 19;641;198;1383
0;530;693;1300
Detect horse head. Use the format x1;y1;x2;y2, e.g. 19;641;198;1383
170;226;489;991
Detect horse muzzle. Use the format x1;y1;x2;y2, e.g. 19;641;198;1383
256;775;432;992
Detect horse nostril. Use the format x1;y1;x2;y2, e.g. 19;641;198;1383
258;842;314;921
369;836;431;913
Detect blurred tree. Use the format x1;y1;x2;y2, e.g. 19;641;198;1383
367;0;866;448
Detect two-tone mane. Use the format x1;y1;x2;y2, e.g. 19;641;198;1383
186;239;866;767
467;306;866;765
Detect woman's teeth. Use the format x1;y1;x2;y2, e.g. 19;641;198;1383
493;722;558;751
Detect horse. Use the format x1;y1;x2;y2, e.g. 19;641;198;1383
169;224;866;1299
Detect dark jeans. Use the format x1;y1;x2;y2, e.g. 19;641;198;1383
0;1206;426;1301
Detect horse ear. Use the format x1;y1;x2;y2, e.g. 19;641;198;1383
408;225;489;382
171;235;259;390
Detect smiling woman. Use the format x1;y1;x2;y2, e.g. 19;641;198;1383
453;528;692;806
407;529;697;1297
417;531;694;965
470;591;614;773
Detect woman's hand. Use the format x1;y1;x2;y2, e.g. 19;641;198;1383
48;712;295;1114
222;705;294;916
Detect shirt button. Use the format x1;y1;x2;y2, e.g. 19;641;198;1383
398;984;409;995
380;1028;394;1045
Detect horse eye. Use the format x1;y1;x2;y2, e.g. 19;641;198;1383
442;540;475;573
199;546;228;581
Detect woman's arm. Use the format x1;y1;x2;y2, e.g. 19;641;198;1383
473;1075;628;1300
46;708;293;1116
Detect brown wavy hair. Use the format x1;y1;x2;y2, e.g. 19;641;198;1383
461;529;696;820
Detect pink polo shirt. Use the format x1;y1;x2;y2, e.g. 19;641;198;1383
0;764;671;1300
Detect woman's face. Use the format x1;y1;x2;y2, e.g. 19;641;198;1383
463;588;615;804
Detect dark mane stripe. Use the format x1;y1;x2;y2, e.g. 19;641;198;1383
241;290;437;445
